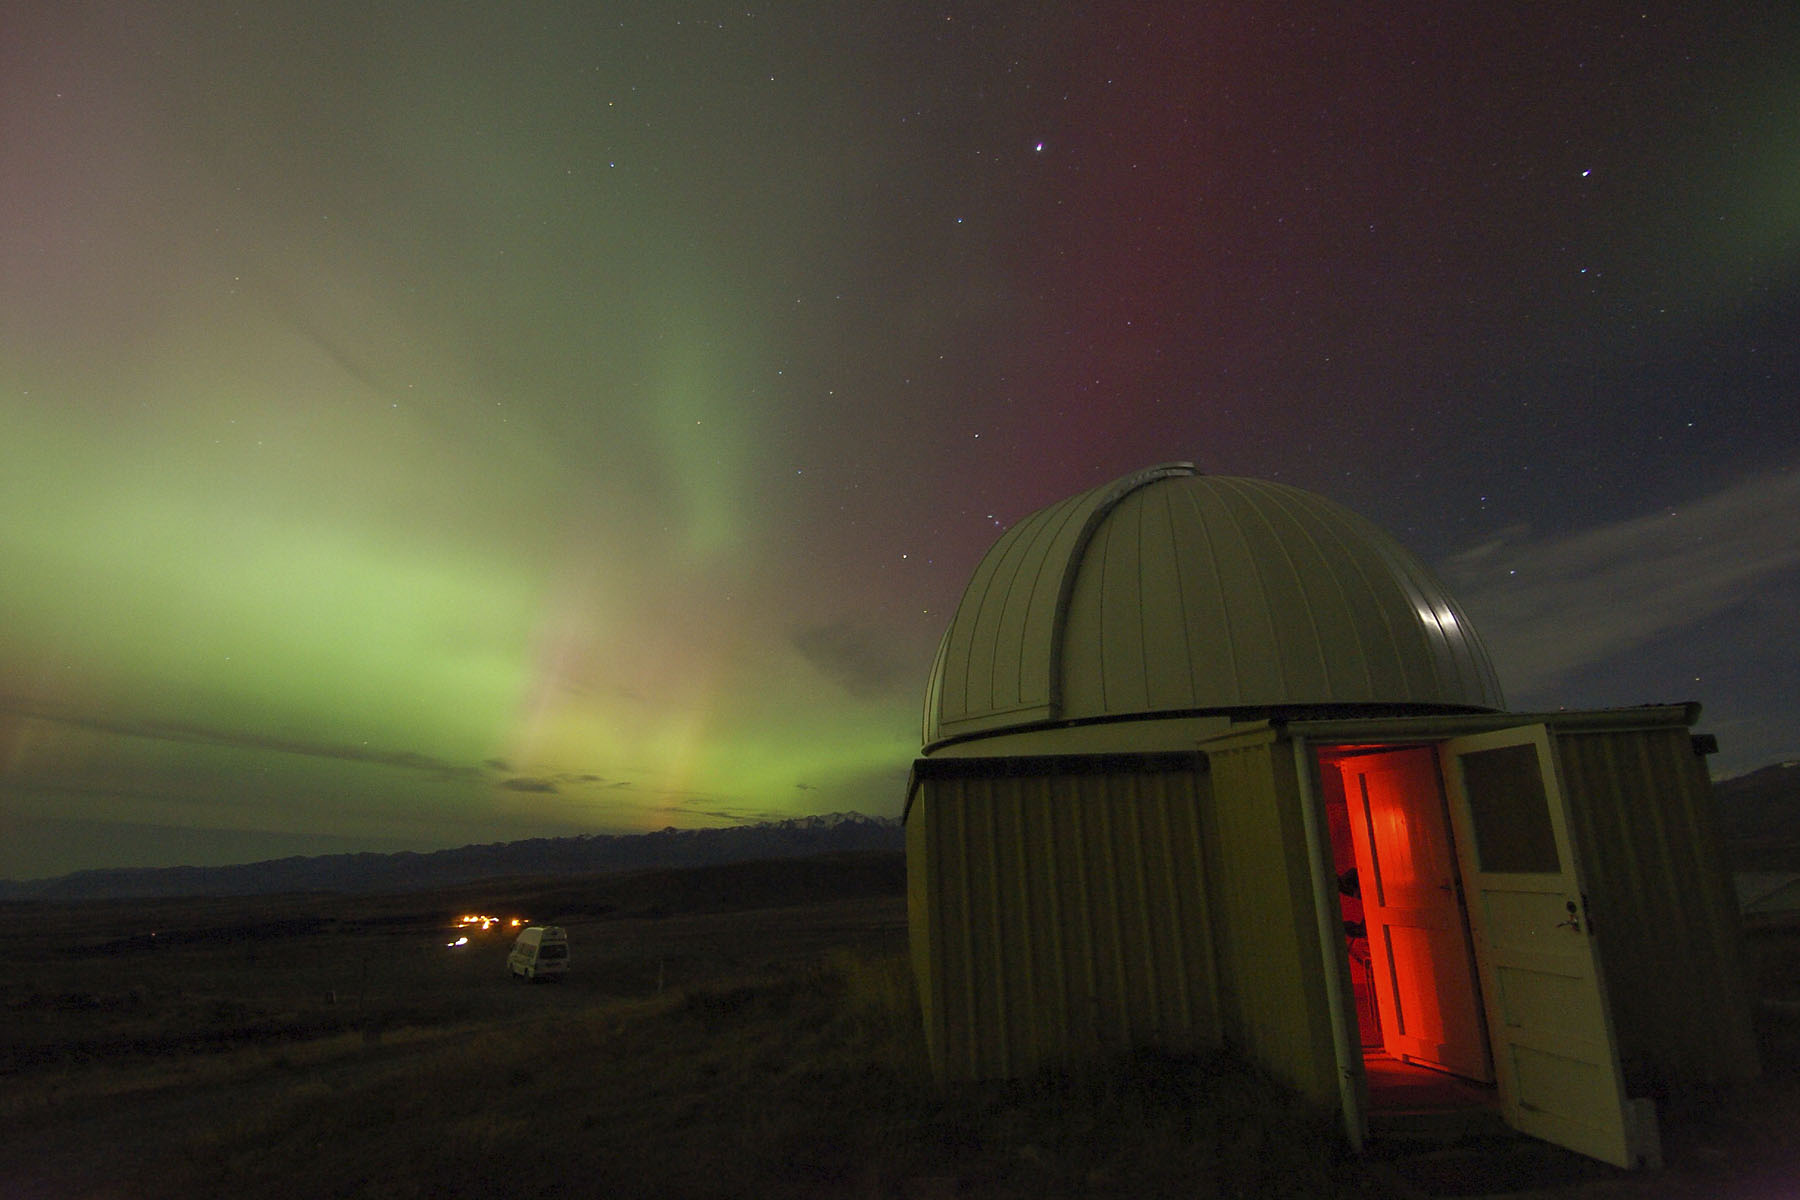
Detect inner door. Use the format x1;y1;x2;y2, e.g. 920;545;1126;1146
1439;725;1660;1169
1339;748;1491;1081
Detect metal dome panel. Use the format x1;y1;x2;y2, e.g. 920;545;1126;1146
924;466;1503;747
925;464;1195;742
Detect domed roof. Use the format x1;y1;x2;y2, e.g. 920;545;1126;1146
923;464;1503;748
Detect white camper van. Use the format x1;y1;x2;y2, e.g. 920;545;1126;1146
507;925;569;981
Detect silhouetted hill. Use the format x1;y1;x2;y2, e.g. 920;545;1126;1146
16;759;1791;900
1715;760;1800;870
0;813;903;901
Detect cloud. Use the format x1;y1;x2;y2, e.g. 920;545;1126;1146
660;800;787;825
1438;465;1800;697
499;777;559;793
792;619;907;698
0;698;484;782
680;808;764;824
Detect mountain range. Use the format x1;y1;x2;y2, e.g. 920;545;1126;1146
0;812;904;902
1713;760;1800;870
5;760;1793;902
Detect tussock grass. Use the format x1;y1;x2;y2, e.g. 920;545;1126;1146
9;870;1800;1197
3;876;1385;1197
101;951;1374;1200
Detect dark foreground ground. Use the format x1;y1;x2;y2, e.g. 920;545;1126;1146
1;853;1796;1199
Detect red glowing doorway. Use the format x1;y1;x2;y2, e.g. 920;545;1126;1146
1319;744;1493;1086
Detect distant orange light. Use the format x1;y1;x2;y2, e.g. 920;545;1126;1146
457;913;504;929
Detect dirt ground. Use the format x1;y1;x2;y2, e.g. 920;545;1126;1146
1375;919;1800;1200
1;868;1795;1199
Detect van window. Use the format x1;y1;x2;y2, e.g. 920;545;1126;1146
540;943;568;961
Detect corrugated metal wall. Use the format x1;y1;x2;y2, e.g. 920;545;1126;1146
908;710;1760;1129
905;794;942;1069
908;761;1222;1081
1554;724;1761;1094
908;742;1342;1105
1200;729;1341;1105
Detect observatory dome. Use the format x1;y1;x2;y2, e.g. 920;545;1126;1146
923;464;1503;747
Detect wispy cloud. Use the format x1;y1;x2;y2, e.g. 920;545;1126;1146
792;619;908;698
0;698;483;781
0;701;644;795
1439;465;1800;697
498;777;559;793
669;804;784;825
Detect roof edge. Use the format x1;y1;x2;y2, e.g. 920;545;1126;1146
921;698;1498;756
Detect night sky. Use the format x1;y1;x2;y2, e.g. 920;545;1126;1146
5;3;1798;879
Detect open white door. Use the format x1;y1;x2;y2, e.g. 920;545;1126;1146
1339;749;1491;1080
1439;725;1660;1169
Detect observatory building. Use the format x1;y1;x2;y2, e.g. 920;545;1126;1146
905;464;1757;1168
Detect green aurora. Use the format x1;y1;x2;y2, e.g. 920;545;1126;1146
5;2;1800;877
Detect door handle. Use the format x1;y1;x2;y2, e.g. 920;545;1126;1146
1555;898;1582;933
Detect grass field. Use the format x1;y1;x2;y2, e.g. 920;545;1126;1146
2;852;1796;1199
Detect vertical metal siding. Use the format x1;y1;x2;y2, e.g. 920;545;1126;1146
1200;732;1341;1105
906;764;1222;1081
905;794;942;1069
1553;726;1760;1094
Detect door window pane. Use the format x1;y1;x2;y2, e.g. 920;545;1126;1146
1458;743;1560;873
